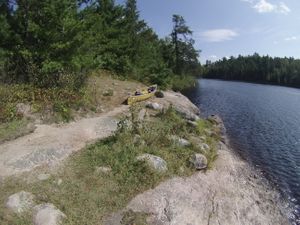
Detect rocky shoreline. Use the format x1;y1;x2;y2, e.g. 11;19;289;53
0;90;290;225
105;92;290;225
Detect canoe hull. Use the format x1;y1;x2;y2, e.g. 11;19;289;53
127;85;157;105
127;92;155;105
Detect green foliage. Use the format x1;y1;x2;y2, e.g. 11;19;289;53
0;119;34;144
171;75;197;91
171;14;201;76
0;84;80;123
0;0;201;90
205;53;300;87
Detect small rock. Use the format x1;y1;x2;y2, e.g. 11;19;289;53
179;166;185;173
133;135;146;146
199;136;207;142
204;128;213;136
57;179;63;186
190;153;208;170
199;143;210;151
207;115;223;125
16;103;31;118
103;89;114;97
155;91;164;98
146;102;162;110
33;203;66;225
96;106;104;113
207;114;226;134
6;191;35;214
38;174;51;181
187;120;198;127
95;166;112;174
170;135;190;147
137;154;168;172
137;108;147;121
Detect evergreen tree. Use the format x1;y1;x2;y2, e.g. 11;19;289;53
171;14;200;76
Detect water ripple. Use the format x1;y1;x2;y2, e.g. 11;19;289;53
185;79;300;225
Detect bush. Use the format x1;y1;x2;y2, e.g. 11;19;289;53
171;75;196;91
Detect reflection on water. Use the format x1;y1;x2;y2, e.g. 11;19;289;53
185;79;300;225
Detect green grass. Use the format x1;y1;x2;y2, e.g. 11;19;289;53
0;119;34;144
171;75;197;91
0;107;219;225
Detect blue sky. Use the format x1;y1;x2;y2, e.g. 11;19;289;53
119;0;300;64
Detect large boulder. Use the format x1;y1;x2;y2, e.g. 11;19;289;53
33;203;66;225
6;191;35;214
189;153;208;170
137;154;168;172
153;91;200;121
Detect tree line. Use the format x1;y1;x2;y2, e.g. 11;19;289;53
204;53;300;87
0;0;201;89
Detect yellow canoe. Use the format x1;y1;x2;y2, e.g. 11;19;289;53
127;85;157;105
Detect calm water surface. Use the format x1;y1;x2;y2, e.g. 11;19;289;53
185;79;300;225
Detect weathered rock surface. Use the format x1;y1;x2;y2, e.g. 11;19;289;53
133;134;145;146
107;142;288;225
199;143;210;151
37;173;51;181
208;114;226;134
0;106;129;177
189;153;208;170
146;102;163;110
169;135;190;147
153;91;200;121
137;154;167;172
33;203;66;225
6;191;35;214
137;108;147;121
16;103;33;119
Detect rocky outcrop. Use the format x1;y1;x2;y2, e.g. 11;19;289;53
6;191;35;214
137;154;168;172
33;203;66;225
0;105;129;177
105;143;288;225
208;115;226;133
151;91;200;121
189;153;208;170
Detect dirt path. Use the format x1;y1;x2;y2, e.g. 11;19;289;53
0;105;129;177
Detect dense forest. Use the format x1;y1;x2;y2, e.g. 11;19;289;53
0;0;201;89
204;53;300;87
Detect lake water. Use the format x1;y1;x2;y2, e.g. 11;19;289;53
185;79;300;225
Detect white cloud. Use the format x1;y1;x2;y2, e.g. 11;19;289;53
278;2;291;14
242;0;291;14
253;0;276;13
285;36;297;41
200;29;238;42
